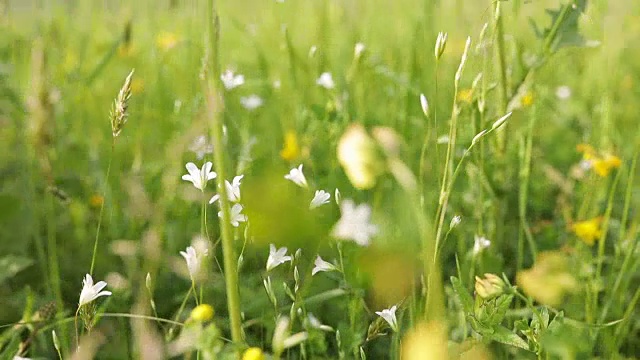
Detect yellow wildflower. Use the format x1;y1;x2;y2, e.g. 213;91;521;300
577;144;622;177
401;321;448;360
156;31;179;51
242;347;265;360
457;88;473;103
190;304;214;322
118;44;135;58
89;194;104;208
521;91;534;107
571;217;602;246
280;130;300;162
474;273;505;300
576;143;596;160
516;251;577;307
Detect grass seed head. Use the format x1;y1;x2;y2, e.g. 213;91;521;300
110;69;134;138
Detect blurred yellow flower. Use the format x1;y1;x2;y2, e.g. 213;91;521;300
242;347;265;360
337;124;385;190
521;91;534;107
577;144;621;177
280;130;300;161
516;251;577;307
131;78;144;94
592;155;621;177
156;31;179;51
118;44;135;58
190;304;214;322
457;88;473;103
89;194;104;208
572;217;602;246
401;321;448;360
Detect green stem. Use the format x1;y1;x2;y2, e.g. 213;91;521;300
90;139;115;275
47;191;68;355
206;0;244;347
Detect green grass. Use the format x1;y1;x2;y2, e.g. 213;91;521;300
1;0;640;358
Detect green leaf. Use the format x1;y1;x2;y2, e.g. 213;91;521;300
450;276;474;314
0;255;33;285
529;0;590;52
480;325;531;351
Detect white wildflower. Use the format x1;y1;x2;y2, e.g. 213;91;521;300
473;235;491;255
266;244;292;271
220;69;245;90
240;95;263;110
180;246;207;282
450;215;461;229
316;72;335;89
309;190;331;209
312;255;337;275
189;135;214;160
375;305;398;332
209;175;244;204
78;274;112;307
181;162;216;191
218;203;247;227
332;199;378;246
556;86;571;100
284;164;308;188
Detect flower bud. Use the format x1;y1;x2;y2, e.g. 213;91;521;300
242;347;265;360
190;304;215;322
475;273;505;300
434;32;448;60
337;124;385;190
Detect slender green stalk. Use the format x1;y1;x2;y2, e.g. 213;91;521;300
47;190;68;355
206;0;244;347
517;101;537;272
90;140;115;275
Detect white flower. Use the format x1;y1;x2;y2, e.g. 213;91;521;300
309;190;331;209
78;274;112;307
220;70;245;90
284;164;308;188
312;255;337;275
556;85;571;100
375;305;398;332
181;162;217;191
473;235;491;255
316;72;335;89
354;42;366;58
266;244;292;271
180;246;207;282
240;95;263;110
218;203;247;227
450;215;461;229
189;135;214;160
308;45;318;58
209;175;244;204
13;356;32;360
331;199;378;246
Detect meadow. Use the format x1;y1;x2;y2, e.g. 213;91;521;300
0;0;639;358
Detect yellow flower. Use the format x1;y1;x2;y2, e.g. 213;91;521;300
337;124;385;190
156;31;179;51
457;88;473;103
280;130;300;161
516;251;577;307
242;347;265;360
118;44;135;58
401;321;448;360
190;304;214;322
577;144;622;177
89;194;104;208
572;217;602;246
474;273;505;300
521;91;534;107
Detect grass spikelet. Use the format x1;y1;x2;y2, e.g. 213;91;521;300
110;69;134;138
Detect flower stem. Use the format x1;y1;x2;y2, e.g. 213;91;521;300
205;0;244;346
90;139;115;275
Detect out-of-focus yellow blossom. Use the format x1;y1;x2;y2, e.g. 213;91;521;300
131;78;144;94
516;251;577;307
401;321;448;360
118;44;136;58
156;31;179;51
337;124;385;190
521;91;534;107
571;217;602;246
457;88;473;103
89;194;104;208
591;154;622;177
280;130;300;161
242;347;265;360
576;144;622;177
190;304;214;322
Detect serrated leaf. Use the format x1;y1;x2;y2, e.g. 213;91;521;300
0;255;33;285
529;0;589;52
450;276;474;314
481;325;531;351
